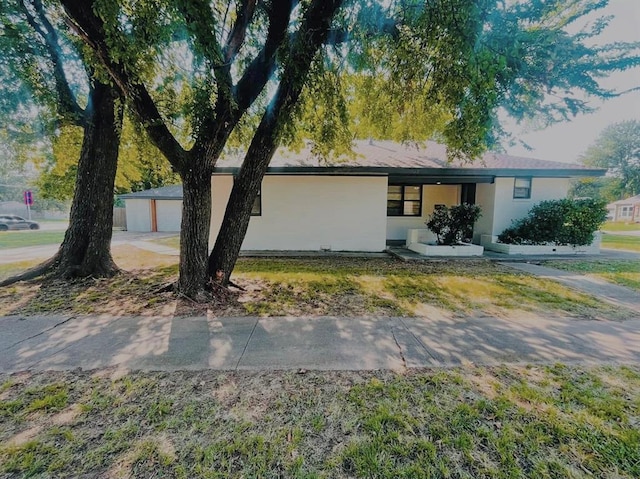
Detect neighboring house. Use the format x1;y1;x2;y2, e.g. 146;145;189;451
122;140;605;249
607;195;640;223
120;185;183;232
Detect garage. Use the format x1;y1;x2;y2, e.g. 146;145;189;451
120;185;182;232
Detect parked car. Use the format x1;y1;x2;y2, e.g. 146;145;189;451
0;215;40;230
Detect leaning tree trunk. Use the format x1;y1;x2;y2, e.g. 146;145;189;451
53;81;124;277
0;81;124;287
176;160;214;297
208;0;343;284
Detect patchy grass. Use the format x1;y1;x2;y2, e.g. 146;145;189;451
543;259;640;292
149;234;180;250
601;233;640;252
602;221;640;232
0;231;65;249
234;258;626;320
0;256;629;320
0;260;42;281
0;366;639;478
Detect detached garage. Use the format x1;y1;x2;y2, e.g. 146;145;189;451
120;185;182;232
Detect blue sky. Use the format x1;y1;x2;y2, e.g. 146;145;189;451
503;0;640;164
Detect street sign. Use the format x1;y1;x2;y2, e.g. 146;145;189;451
24;190;33;206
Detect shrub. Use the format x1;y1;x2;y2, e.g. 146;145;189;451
497;198;607;246
426;203;482;245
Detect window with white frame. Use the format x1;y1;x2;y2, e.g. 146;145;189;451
513;177;532;199
620;206;632;218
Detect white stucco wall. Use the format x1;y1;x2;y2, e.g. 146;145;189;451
473;183;496;243
386;185;460;241
124;199;151;232
211;175;388;251
156;200;182;232
479;177;570;239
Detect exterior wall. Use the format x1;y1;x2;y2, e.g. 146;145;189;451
156;200;182;232
386;184;460;241
490;177;570;237
211;175;388;251
612;203;640;222
124;199;151;232
473;183;496;243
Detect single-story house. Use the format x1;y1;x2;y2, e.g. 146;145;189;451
120;184;183;232
122;140;605;249
606;195;640;223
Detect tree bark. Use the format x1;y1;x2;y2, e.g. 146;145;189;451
52;81;124;278
176;160;214;297
208;0;343;283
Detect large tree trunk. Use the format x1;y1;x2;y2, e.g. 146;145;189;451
0;81;123;287
53;81;124;277
176;160;213;297
208;0;343;283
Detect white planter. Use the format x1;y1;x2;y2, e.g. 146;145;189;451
408;242;485;257
481;233;601;255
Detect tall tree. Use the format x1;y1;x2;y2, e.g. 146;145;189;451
580;120;640;197
59;0;640;294
0;0;124;285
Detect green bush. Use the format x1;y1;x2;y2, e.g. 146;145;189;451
426;203;482;245
497;198;607;246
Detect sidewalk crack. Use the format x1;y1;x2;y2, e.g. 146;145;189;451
235;318;259;371
2;316;75;352
398;318;442;363
391;326;407;370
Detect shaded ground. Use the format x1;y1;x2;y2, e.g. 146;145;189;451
0;254;633;321
1;366;639;478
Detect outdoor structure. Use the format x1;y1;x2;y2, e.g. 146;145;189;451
120;185;183;232
122;141;605;250
607;195;640;223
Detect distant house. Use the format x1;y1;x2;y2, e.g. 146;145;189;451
607;195;640;223
120;185;182;232
121;140;605;249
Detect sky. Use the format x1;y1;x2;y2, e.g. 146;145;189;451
503;0;640;164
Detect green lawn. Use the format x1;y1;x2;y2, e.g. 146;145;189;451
601;233;640;252
150;234;180;249
544;259;640;291
0;231;65;249
1;365;639;478
602;221;640;232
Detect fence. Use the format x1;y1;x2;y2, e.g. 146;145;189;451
113;207;127;230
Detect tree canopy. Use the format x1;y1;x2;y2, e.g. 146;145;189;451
57;0;640;294
580;120;640;197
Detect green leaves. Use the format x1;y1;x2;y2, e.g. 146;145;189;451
498;198;608;246
581;120;640;197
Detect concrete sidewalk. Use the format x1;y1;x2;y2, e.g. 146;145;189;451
501;262;640;314
1;314;638;373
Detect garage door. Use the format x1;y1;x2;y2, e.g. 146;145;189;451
156;200;182;232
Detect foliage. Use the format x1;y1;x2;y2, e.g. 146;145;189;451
426;203;482;245
498;198;608;246
569;176;625;203
580;120;640;197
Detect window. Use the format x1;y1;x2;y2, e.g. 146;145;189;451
620;206;632;218
513;177;532;199
387;185;422;216
251;189;261;216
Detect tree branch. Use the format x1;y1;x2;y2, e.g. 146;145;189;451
222;0;258;63
233;0;297;113
61;0;189;171
21;0;85;126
